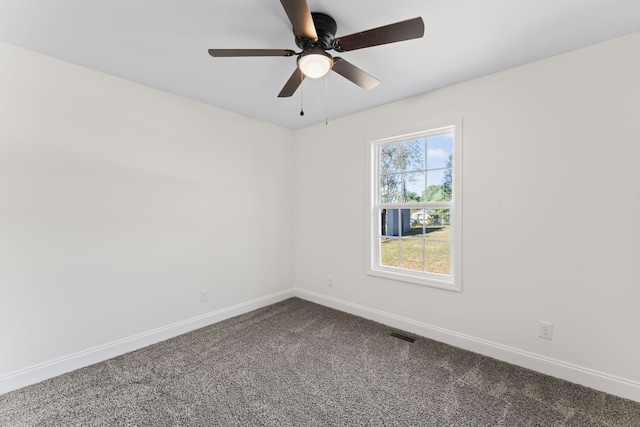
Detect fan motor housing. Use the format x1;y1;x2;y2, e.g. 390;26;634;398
295;12;337;50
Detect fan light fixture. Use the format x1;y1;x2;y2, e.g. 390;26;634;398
298;49;333;78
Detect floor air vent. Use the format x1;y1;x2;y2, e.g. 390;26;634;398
390;332;416;343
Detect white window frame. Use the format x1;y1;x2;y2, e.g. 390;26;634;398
367;118;462;292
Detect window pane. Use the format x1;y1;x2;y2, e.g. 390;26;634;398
380;238;399;268
427;134;453;170
380;174;402;203
425;209;451;234
379;142;403;175
403;171;425;202
426;225;451;242
403;139;425;172
380;209;402;237
426;241;451;275
381;209;412;237
401;239;424;272
409;209;426;232
426;169;452;201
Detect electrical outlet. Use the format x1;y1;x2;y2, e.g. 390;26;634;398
539;321;553;340
201;289;208;303
328;276;334;287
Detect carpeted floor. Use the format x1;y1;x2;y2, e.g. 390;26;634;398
1;297;639;426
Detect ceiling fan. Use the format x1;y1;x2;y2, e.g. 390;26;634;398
208;0;425;98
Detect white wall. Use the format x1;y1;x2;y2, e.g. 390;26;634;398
2;32;639;402
294;33;640;401
0;42;294;392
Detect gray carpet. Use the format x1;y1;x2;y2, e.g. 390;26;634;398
1;298;639;426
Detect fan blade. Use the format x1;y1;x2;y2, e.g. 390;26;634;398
279;0;318;41
278;68;306;97
334;17;424;52
208;49;296;57
332;58;380;91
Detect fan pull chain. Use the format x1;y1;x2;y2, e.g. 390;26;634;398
299;73;305;116
325;74;329;125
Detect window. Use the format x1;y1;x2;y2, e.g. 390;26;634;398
368;120;462;291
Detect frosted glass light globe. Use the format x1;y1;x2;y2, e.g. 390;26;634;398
298;52;333;78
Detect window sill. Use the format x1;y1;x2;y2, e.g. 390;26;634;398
367;268;462;292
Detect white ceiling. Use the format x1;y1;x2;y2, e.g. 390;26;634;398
1;0;639;130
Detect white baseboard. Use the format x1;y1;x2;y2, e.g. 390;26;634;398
295;288;640;403
0;288;295;395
